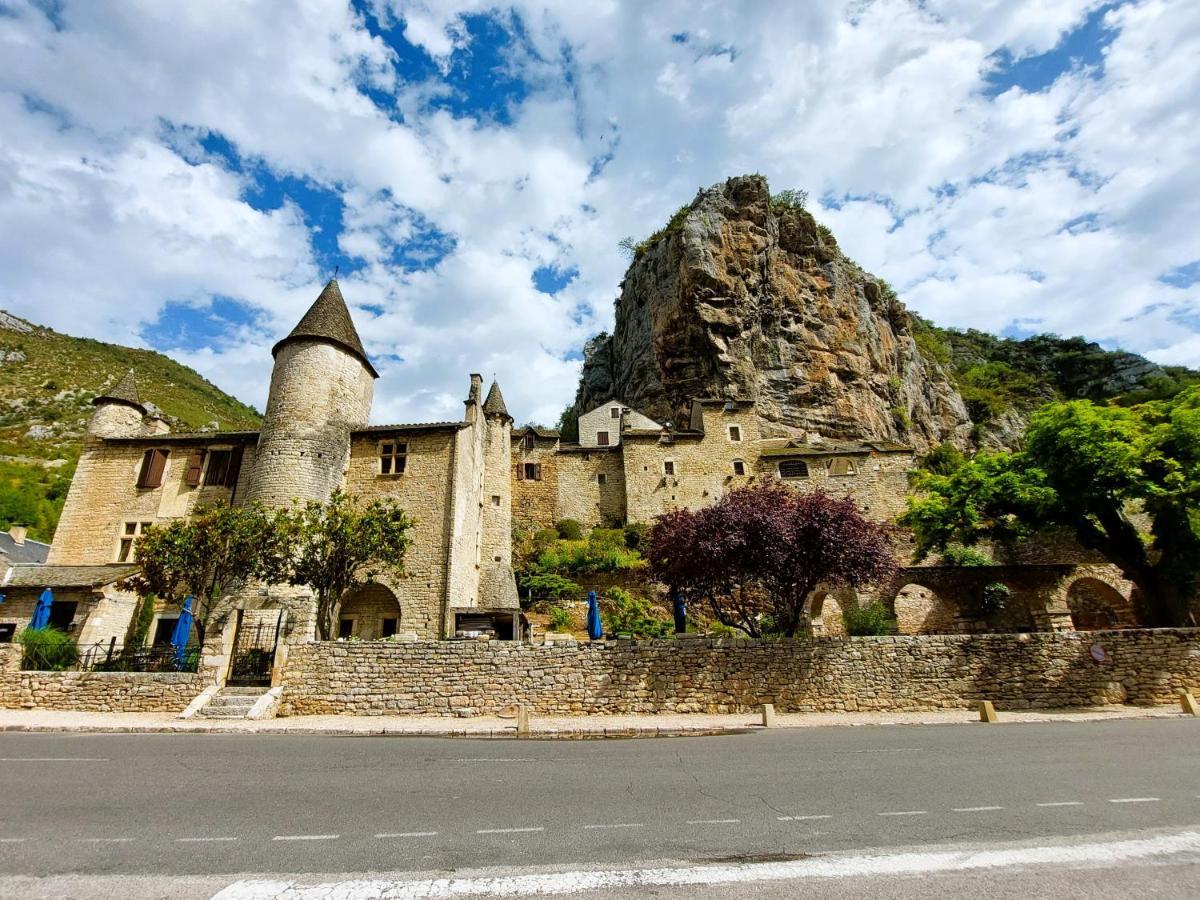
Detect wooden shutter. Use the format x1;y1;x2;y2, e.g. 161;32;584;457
184;449;206;487
533;463;542;482
516;463;525;481
224;445;244;487
137;448;168;489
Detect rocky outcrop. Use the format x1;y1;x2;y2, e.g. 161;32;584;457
575;176;973;449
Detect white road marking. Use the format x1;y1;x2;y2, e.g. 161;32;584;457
952;806;1004;812
582;823;644;830
375;832;438;838
0;839;26;843
1109;797;1160;804
0;758;109;762
175;837;238;843
778;815;832;821
877;810;927;817
1037;801;1084;807
79;838;133;843
686;819;740;825
450;758;540;763
475;827;544;834
272;835;339;841
211;830;1200;898
853;748;926;753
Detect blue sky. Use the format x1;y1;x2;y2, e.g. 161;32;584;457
0;0;1197;424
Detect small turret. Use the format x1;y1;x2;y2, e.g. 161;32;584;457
483;380;511;421
88;371;146;438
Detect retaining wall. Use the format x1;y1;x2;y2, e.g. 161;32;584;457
0;644;208;712
277;629;1200;717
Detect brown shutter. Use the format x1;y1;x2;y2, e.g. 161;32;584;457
517;463;525;481
184;449;206;487
225;445;244;487
137;448;168;489
534;463;542;482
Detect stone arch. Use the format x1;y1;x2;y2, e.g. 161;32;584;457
1064;576;1140;631
892;582;959;635
337;582;402;640
809;588;858;636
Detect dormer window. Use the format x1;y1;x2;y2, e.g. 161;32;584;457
522;432;536;451
380;441;407;476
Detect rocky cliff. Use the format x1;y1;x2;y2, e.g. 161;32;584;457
575;175;972;450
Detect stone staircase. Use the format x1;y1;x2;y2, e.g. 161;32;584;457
199;686;267;719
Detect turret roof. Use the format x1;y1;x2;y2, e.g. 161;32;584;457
483;380;510;418
272;279;378;378
92;370;145;412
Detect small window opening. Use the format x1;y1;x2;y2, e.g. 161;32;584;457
727;425;742;443
610;407;621;419
778;460;809;480
380;441;408;476
522;433;536;451
732;459;746;476
491;495;501;506
596;472;608;486
597;430;610;446
522;462;542;481
338;619;354;639
203;447;243;487
381;618;398;638
663;460;676;476
117;520;154;563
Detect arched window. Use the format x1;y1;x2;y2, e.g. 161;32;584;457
829;457;858;476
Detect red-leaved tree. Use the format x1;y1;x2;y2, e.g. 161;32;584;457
647;481;897;637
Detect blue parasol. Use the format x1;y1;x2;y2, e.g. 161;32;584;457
29;588;53;630
170;596;194;670
673;592;687;634
586;590;602;640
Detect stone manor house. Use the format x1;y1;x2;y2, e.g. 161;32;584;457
0;280;1147;656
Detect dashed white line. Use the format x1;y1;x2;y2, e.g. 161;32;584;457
1109;797;1160;804
0;758;109;762
375;832;438;838
778;815;832;821
273;834;339;841
476;827;545;835
878;811;927;817
952;806;1004;812
175;837;238;843
79;838;134;843
1037;801;1084;807
582;824;644;830
0;839;26;844
686;819;740;825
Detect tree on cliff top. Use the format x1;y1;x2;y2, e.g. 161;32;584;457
646;482;897;637
902;389;1200;626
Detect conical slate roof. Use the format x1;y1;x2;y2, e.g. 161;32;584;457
92;370;145;412
483;380;510;418
272;279;378;378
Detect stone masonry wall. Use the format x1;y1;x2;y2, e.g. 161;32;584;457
0;644;206;712
277;629;1200;716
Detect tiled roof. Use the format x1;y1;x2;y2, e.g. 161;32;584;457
4;565;137;588
512;427;560;439
356;421;468;434
482;381;510;418
92;371;145;411
272;279;379;378
0;533;49;565
106;430;260;444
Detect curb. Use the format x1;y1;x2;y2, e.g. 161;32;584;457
0;723;753;739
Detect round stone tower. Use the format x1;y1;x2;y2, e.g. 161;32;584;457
88;370;147;439
245;279;377;507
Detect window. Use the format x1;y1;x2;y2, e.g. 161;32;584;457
522;433;536;451
184;449;206;487
152;618;178;646
380;441;407;476
596;430;610;446
610;407;621;418
0;624;14;643
732;459;746;476
203;447;243;487
48;601;78;632
338;619;354;639
491;495;501;507
829;457;858;477
663;460;676;476
381;618;398;638
136;448;168;489
596;472;608;486
116;520;154;562
728;425;742;443
521;462;542;481
778;460;809;480
582;452;591;461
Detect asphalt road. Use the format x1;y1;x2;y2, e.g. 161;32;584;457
0;719;1198;897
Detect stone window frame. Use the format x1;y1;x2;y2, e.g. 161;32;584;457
777;459;810;480
115;519;154;563
595;472;608;486
663;459;676;476
727;424;742;443
378;440;408;477
490;495;501;507
732;459;746;477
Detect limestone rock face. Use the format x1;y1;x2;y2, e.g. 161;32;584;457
576;176;973;449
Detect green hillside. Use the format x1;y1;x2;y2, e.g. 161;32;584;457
0;311;261;542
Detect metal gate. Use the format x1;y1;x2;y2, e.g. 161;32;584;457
226;609;284;687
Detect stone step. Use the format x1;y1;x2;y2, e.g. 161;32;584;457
221;686;270;696
200;706;256;718
206;696;257;708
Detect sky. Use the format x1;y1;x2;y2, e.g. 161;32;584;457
0;0;1198;426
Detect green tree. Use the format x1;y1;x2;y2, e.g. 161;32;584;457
278;490;414;641
131;502;290;644
902;390;1200;626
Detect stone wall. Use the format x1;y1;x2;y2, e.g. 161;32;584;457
0;644;207;712
555;449;626;527
276;629;1200;716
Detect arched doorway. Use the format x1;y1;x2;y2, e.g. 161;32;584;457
1065;577;1138;631
810;590;853;637
338;583;402;640
893;583;958;634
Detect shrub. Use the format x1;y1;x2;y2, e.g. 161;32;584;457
979;582;1013;616
623;522;651;550
941;545;992;567
555;519;584;541
601;588;672;639
771;188;808;212
547;606;573;633
519;572;581;603
920;443;966;476
842;601;897;636
19;627;80;671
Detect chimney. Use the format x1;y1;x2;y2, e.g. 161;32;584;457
9;525;27;545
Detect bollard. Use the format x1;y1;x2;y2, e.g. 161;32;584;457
761;703;776;728
978;700;998;723
516;705;531;737
1179;690;1199;717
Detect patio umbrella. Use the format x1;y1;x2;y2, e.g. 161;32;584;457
586;590;602;640
673;592;687;635
171;596;194;671
29;588;52;630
